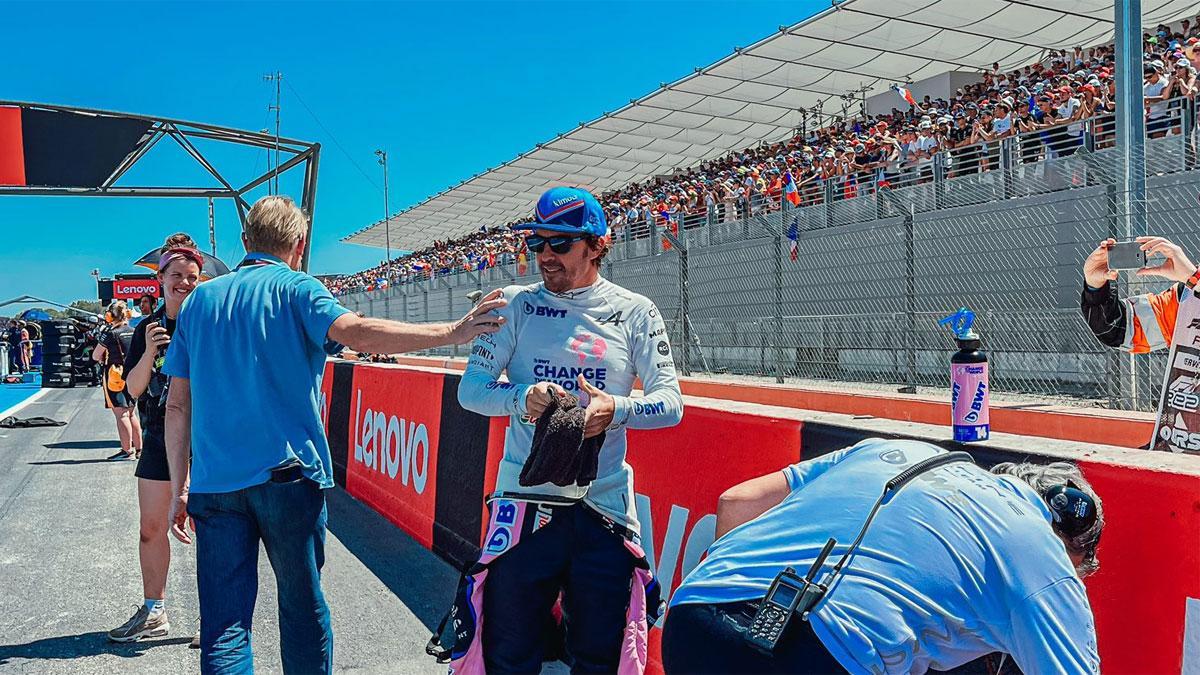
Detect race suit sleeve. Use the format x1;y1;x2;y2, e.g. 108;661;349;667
607;300;684;430
1080;280;1181;353
1007;577;1100;674
457;287;530;418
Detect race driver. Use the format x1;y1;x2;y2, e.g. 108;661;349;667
457;186;684;672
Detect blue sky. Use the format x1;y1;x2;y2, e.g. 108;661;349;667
1;0;819;305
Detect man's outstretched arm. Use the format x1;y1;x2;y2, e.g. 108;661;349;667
328;289;506;354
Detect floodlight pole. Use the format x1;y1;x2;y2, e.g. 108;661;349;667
1114;0;1146;239
265;71;283;194
376;149;392;266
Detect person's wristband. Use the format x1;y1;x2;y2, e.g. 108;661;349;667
1186;267;1200;290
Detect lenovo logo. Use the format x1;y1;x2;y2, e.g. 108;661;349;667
352;389;430;494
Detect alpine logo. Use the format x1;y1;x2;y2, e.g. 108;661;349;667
524;301;566;318
352;389;430;494
598;311;625;326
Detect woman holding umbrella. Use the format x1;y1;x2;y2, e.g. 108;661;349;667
107;241;211;644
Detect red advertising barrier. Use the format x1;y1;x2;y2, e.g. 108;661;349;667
343;365;442;549
1076;459;1200;674
322;361;1200;673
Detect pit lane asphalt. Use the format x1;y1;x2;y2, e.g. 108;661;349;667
0;385;495;674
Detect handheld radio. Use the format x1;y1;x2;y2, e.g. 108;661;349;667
745;451;975;652
745;538;837;651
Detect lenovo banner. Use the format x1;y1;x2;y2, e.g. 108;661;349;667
112;279;161;300
345;366;443;549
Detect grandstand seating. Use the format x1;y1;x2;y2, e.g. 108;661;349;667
327;19;1200;297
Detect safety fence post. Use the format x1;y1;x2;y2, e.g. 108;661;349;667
772;224;785;384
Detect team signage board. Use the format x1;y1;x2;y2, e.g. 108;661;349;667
1150;294;1200;455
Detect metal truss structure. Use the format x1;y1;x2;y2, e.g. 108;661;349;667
0;100;322;269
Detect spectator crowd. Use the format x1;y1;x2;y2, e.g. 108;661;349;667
328;18;1200;297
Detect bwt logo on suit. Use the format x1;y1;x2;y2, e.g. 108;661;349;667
352;389;430;494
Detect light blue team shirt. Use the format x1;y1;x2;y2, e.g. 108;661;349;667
162;253;350;494
670;438;1099;674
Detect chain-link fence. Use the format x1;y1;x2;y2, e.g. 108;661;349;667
340;106;1200;412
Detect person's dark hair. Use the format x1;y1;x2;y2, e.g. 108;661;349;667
586;236;611;268
138;294;156;304
990;461;1103;576
162;232;197;251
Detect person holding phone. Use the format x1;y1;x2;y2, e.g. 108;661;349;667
1081;236;1198;352
1081;236;1200;452
107;246;205;644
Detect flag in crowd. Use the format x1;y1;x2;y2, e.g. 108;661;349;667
892;84;916;108
517;249;528;276
786;217;799;262
783;171;801;206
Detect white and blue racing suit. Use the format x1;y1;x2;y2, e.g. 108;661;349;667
457;275;684;532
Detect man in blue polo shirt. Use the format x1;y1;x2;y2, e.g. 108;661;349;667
163;195;506;674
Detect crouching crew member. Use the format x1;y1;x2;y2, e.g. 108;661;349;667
662;438;1103;674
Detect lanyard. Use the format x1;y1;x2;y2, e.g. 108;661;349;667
236;253;287;271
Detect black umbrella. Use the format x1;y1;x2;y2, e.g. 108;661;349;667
134;248;230;280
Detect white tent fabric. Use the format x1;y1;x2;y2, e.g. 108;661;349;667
345;0;1196;250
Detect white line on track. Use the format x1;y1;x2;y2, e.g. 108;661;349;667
0;387;48;420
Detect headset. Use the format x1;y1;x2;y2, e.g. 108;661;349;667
1045;481;1098;538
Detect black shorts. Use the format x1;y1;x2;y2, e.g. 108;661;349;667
135;435;170;482
104;384;135;409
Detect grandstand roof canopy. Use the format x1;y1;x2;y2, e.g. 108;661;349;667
345;0;1196;250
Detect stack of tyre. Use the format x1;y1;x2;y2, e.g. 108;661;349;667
40;320;81;388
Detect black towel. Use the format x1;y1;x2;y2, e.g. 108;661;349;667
519;392;605;488
0;415;66;428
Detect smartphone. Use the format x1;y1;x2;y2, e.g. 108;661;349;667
1107;240;1147;270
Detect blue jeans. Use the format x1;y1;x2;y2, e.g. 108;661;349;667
188;478;332;675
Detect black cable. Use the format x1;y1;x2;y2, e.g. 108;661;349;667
283;78;384;194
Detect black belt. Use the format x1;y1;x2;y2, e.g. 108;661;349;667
270;462;306;483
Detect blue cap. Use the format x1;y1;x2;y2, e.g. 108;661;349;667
512;186;608;237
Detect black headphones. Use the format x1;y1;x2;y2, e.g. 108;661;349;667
1045;481;1098;537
